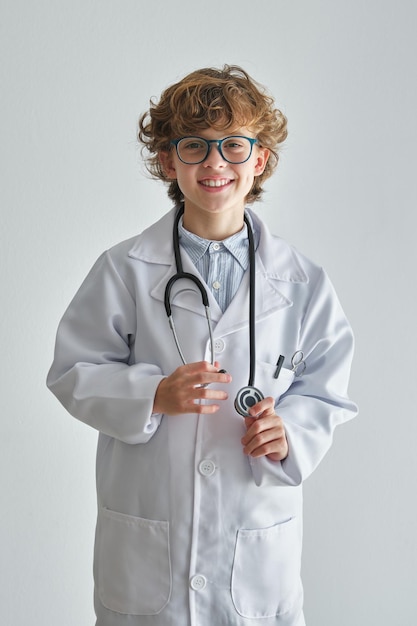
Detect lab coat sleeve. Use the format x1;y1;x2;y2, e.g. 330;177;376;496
47;251;165;444
250;268;358;487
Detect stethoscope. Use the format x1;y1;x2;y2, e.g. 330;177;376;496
164;205;264;417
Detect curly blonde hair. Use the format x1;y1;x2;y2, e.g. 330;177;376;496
138;65;288;204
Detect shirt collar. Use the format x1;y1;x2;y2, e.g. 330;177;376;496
178;212;259;270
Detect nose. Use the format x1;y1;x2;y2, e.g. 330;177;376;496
203;142;227;167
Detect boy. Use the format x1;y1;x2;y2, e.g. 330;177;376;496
47;65;357;626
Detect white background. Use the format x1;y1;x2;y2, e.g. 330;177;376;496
1;1;416;624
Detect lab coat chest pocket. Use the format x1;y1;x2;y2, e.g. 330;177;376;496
231;517;302;618
256;362;295;402
96;507;171;615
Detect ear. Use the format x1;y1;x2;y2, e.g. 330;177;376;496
253;147;270;177
159;151;177;179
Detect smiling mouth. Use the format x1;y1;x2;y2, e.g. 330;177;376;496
199;178;233;188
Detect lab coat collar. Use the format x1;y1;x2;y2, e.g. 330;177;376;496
128;207;308;281
127;206;308;327
250;209;308;284
128;208;177;265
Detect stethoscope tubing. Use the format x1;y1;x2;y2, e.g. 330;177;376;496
165;205;261;415
246;213;256;388
164;209;216;366
165;272;215;366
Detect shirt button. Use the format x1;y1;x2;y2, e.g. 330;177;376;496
212;281;221;290
190;574;207;591
214;338;225;353
198;459;216;476
212;243;220;251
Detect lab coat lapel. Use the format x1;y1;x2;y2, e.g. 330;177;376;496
215;208;308;336
127;208;223;322
213;265;293;338
150;254;223;322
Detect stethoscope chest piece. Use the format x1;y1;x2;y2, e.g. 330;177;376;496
234;386;264;417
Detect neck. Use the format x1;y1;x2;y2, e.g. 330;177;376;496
182;206;245;241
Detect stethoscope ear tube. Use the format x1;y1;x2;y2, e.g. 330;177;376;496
165;268;214;367
164;272;210;317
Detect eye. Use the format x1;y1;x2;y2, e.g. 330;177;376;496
181;138;206;151
223;138;245;151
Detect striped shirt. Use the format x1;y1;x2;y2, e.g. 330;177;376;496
178;213;259;312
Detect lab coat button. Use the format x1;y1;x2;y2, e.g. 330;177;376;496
214;338;225;353
190;574;207;591
198;459;216;476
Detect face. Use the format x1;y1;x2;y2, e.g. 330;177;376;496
159;128;270;227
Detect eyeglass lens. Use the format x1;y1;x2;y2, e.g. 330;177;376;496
176;137;253;164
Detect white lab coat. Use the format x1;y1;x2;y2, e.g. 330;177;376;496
47;207;357;626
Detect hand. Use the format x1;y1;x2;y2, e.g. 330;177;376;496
241;396;288;461
153;361;231;416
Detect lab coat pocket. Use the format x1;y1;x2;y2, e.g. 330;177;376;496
256;362;295;402
231;517;302;618
96;506;171;615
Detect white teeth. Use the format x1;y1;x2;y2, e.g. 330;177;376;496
201;179;230;187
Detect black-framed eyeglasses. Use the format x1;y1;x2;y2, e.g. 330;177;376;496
170;135;259;165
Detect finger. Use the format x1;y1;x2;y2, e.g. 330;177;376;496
242;426;284;451
183;392;234;414
245;438;288;460
247;396;275;418
177;361;218;381
193;388;229;401
210;360;229;375
241;425;288;458
241;425;284;451
173;384;229;409
175;383;229;410
193;371;232;388
244;416;257;430
191;361;226;374
242;414;285;443
168;364;229;394
191;402;222;414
